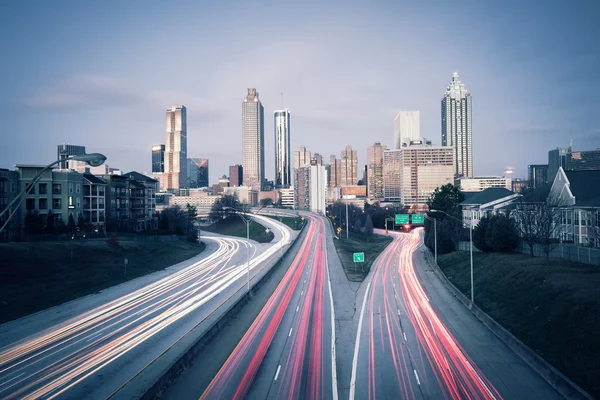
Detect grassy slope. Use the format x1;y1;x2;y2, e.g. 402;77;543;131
0;240;206;323
266;215;303;231
437;251;600;398
332;232;393;282
203;218;274;243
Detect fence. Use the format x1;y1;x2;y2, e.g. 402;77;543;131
458;241;600;266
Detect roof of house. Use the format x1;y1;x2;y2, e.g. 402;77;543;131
124;171;158;183
565;170;600;207
130;180;146;189
519;183;552;203
83;173;107;185
459;188;515;206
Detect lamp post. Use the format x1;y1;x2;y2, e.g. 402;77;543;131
0;153;107;235
430;209;473;305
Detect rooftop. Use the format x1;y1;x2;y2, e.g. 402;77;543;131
565;170;600;207
460;188;515;206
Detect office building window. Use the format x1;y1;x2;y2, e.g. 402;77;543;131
76;197;81;209
69;183;73;194
39;183;47;194
76;184;81;194
39;198;48;210
53;183;61;194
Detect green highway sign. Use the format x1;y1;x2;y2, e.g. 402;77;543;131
411;214;424;225
353;252;365;263
395;214;409;225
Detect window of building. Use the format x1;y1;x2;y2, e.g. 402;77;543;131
39;198;48;210
99;186;105;196
69;183;73;194
53;183;61;194
53;198;62;209
76;184;81;194
76;197;81;209
26;183;35;195
26;198;35;210
39;183;47;195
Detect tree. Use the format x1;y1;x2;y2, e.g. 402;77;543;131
24;211;44;234
45;212;55;234
67;214;76;230
186;203;199;243
364;215;374;239
473;214;492;252
159;211;169;231
427;184;464;215
260;198;273;207
77;214;85;231
486;214;518;253
209;194;240;223
353;217;363;234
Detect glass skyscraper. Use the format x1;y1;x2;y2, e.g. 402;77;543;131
274;109;291;188
152;145;165;173
442;72;472;178
242;89;265;190
164;105;187;189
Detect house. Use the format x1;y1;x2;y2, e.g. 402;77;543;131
459;187;520;227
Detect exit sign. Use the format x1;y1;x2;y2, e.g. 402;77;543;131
411;214;424;225
353;252;365;263
395;214;409;225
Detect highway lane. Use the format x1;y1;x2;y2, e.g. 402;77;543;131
201;213;337;400
351;229;561;400
0;214;292;400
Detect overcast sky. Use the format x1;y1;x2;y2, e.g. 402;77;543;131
1;0;599;183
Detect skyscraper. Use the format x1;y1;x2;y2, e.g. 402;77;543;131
393;111;420;149
188;158;209;188
274;109;291;188
548;146;571;180
566;148;600;171
367;142;388;199
57;144;86;169
229;164;243;187
329;155;341;187
311;153;324;166
294;145;311;169
152;145;165;173
442;72;472;178
341;145;358;186
164;105;187;189
528;164;549;188
242;88;265;191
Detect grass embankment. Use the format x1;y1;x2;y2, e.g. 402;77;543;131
266;215;303;231
437;251;600;398
332;232;392;282
0;240;206;323
203;218;274;243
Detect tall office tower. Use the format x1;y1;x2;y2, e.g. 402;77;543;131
57;144;86;169
328;155;341;187
294;145;311;169
293;164;327;214
383;139;455;206
367;142;388;199
274;109;291;188
229;164;243;187
528;164;549;188
188;158;209;188
242;88;265;190
442;72;472;178
548;146;571;180
311;153;324;166
393;111;420;149
341;145;358;186
565;148;600;171
164;105;188;189
152;145;165;173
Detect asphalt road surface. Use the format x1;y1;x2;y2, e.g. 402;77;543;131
0;214;291;400
350;229;561;400
200;214;338;400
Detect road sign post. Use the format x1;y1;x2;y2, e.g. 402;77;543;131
353;252;364;272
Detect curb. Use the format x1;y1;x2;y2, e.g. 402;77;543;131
420;247;593;400
128;222;308;400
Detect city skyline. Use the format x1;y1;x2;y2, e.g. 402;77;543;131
1;2;599;183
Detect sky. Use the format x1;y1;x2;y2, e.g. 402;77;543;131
1;0;599;184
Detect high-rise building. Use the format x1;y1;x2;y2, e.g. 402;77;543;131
294;145;311;169
442;72;472;178
152;145;165;173
566;148;600;171
229;164;243;187
242;88;265;190
384;139;455;206
457;176;512;192
367;142;388;199
528;164;549;188
329;155;341;187
164;105;187;189
294;164;327;214
393;111;420;149
548;146;571;180
311;153;324;166
341;145;358;186
57;144;86;169
274;109;291;188
188;158;209;188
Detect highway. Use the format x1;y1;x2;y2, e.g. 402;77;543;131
201;214;337;400
350;228;561;400
0;214;292;400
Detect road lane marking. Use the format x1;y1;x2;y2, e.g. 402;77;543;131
296;305;299;312
397;309;401;316
301;290;304;296
288;327;293;337
0;372;24;387
414;369;421;385
403;332;407;342
350;280;372;400
274;365;281;381
85;331;104;342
